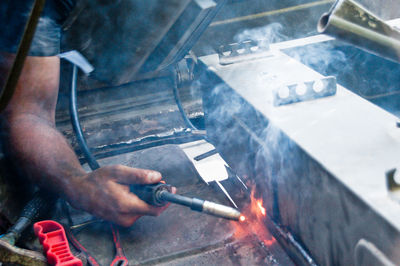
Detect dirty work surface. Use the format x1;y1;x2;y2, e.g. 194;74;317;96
73;145;293;265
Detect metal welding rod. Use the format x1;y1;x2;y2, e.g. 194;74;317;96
130;183;241;221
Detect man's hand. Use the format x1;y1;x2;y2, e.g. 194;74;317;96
2;55;176;228
66;165;175;227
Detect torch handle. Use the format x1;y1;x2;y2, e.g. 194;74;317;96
158;191;203;211
130;183;172;207
130;182;241;221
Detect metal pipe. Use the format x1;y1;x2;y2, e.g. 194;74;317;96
317;0;400;63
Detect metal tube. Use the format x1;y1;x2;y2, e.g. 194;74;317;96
317;0;400;63
159;191;196;208
159;191;241;221
201;200;241;221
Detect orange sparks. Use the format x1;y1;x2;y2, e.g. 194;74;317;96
263;238;276;246
257;201;266;216
232;187;277;248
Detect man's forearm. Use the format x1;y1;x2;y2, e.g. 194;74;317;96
0;55;169;226
2;113;86;200
2;112;169;226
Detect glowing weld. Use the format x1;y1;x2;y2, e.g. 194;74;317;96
257;201;266;216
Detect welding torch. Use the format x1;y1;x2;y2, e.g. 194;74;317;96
130;183;242;221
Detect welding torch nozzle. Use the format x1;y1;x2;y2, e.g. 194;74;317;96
130;183;242;221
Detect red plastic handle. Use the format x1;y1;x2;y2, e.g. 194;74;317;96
34;220;82;266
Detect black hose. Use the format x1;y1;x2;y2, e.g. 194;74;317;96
172;77;198;131
69;65;100;170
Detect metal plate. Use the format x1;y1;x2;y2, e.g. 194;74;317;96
199;49;400;265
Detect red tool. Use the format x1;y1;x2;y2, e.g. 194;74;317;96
34;220;82;266
63;221;127;266
110;224;128;266
64;225;100;266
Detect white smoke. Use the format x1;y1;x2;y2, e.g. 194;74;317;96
234;23;287;45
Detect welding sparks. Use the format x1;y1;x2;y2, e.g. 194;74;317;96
263;238;276;246
257;201;266;216
232;187;277;247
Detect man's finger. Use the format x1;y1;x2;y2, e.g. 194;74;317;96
106;165;162;184
171;186;177;194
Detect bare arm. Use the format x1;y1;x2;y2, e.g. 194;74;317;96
1;54;170;226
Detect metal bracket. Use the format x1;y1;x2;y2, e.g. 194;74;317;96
273;76;337;106
218;40;270;65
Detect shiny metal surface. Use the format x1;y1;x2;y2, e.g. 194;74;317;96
318;0;400;63
202;200;241;220
200;48;400;265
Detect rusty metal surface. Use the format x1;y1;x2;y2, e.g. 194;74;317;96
0;239;47;266
55;76;204;160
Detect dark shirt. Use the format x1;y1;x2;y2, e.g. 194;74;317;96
0;0;77;56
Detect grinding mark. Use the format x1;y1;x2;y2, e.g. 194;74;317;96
210;0;335;27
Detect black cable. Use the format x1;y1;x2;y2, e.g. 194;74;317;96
69;64;100;170
172;76;198;131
